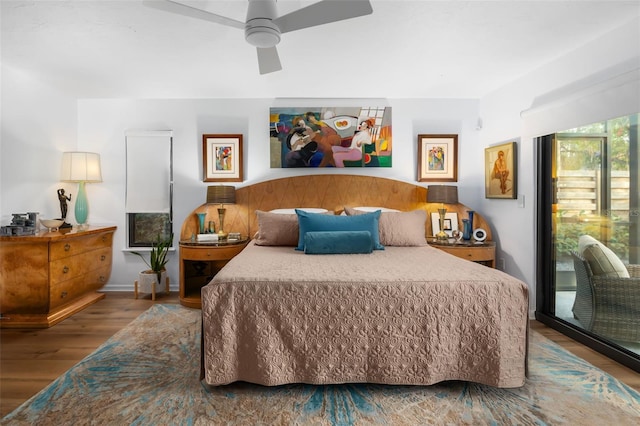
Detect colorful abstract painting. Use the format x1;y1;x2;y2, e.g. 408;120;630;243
270;107;392;168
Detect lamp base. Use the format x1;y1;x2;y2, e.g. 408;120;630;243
217;207;228;241
75;181;89;226
436;207;449;240
435;230;449;240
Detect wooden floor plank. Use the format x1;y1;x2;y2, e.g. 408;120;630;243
1;292;638;417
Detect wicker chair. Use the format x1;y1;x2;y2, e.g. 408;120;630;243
571;250;640;342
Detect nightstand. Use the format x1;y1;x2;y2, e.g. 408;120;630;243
428;238;496;268
178;238;248;308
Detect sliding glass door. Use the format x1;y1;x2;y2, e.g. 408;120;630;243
536;113;639;372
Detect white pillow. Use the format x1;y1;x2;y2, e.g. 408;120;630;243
270;208;329;214
578;235;629;278
351;206;401;212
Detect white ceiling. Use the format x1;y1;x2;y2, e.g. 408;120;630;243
2;0;639;99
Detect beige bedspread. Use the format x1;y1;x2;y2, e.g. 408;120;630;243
201;241;528;388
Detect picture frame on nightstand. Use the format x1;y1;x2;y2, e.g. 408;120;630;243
431;212;458;237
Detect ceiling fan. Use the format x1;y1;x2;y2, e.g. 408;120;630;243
143;0;373;74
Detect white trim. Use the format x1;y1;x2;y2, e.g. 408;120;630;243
521;58;640;135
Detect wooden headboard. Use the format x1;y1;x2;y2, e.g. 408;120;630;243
180;175;492;241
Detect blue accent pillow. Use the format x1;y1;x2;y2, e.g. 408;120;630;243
295;209;384;251
304;231;374;254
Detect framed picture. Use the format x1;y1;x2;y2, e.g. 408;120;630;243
431;212;459;237
269;106;392;168
485;141;517;199
417;134;458;182
203;134;243;182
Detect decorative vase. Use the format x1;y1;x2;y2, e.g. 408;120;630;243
196;212;206;234
467;210;475;232
462;219;472;240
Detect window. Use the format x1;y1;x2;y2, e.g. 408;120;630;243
125;130;173;247
536;113;639;372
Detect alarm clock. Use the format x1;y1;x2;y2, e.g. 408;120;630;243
473;228;487;242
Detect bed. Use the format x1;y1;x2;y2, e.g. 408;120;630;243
192;175;529;389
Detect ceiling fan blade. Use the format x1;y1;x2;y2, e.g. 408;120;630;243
274;0;373;34
256;46;282;75
142;0;245;30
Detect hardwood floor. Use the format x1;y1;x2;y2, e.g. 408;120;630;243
529;321;640;392
1;292;638;417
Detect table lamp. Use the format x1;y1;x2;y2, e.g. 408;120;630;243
206;185;236;240
427;185;458;240
61;152;102;227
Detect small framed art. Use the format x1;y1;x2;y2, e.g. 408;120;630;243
203;134;243;182
485;141;517;199
417;134;458;182
430;212;459;237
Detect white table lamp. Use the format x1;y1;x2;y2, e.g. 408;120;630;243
60;152;102;226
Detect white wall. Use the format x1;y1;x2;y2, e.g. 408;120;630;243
75;98;480;290
1;65;78;221
479;17;640;310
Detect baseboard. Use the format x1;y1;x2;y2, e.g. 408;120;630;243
101;283;178;292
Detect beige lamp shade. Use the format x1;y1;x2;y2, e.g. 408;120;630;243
426;185;458;204
207;185;236;205
60;152;103;183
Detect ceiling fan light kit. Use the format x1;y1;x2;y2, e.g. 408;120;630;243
144;0;373;74
245;21;281;48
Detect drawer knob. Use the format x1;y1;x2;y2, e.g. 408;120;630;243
63;266;69;274
102;236;107;242
101;255;106;261
99;276;106;282
61;291;68;298
64;243;71;251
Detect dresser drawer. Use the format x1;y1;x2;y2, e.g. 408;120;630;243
429;242;496;268
50;247;112;284
49;266;110;309
448;246;494;262
180;244;246;261
50;232;114;261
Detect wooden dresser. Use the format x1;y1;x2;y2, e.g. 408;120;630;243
0;225;116;328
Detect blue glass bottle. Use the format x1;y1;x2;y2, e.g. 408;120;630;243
462;219;472;240
197;212;206;234
467;210;475;232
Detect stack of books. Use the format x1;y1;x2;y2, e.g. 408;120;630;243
196;233;219;242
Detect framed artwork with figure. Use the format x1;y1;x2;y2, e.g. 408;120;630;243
203;134;243;182
485;141;517;199
417;134;458;182
269;106;392;168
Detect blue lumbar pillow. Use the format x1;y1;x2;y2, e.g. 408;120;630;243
303;231;374;254
295;209;383;251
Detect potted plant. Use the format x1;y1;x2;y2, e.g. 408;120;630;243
132;234;173;290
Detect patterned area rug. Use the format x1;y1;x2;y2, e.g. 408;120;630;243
3;304;639;425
